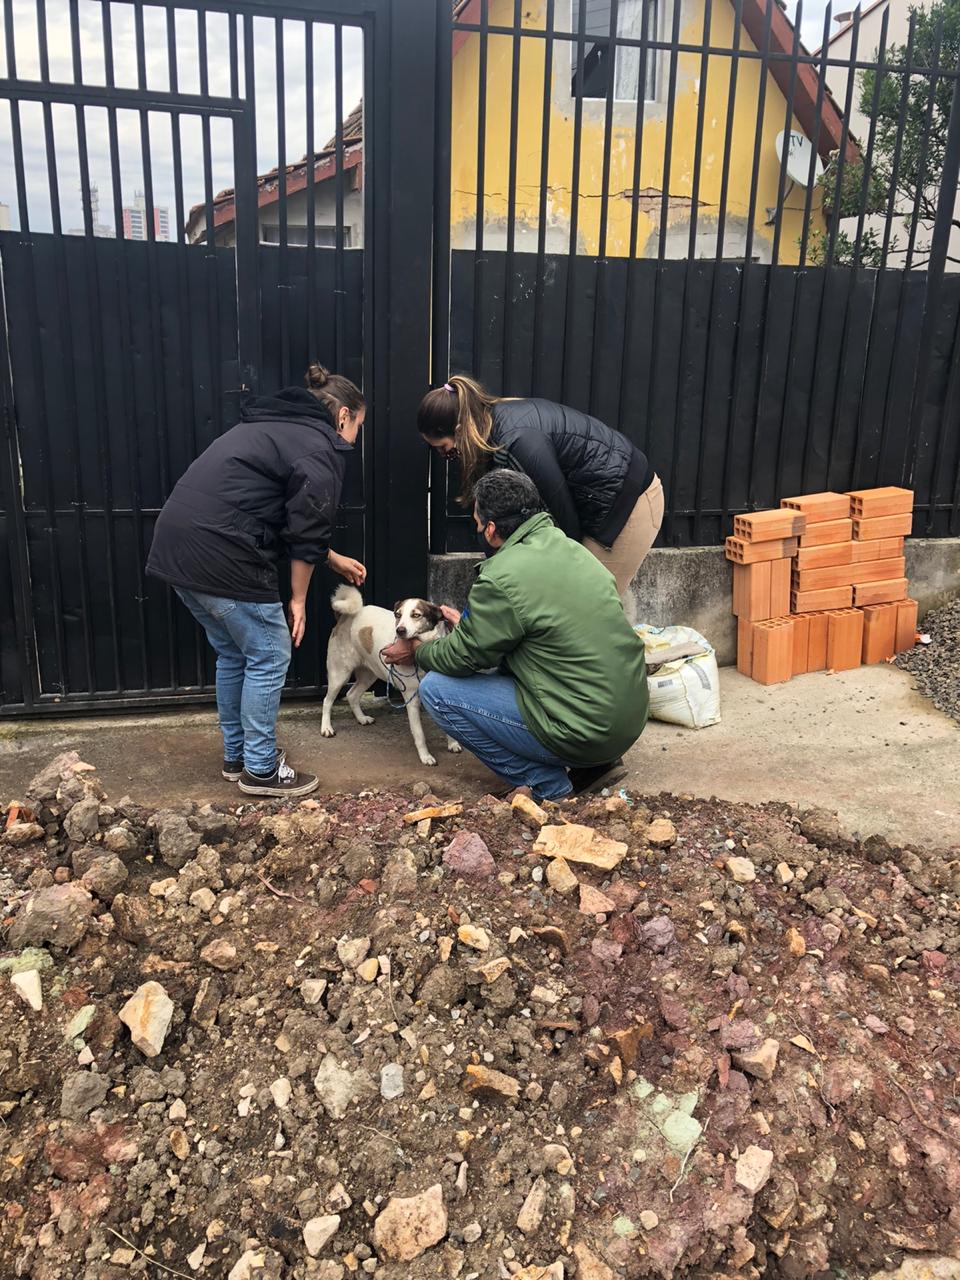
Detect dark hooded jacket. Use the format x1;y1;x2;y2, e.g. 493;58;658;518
146;387;351;602
488;399;653;547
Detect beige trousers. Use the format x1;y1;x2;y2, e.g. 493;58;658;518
583;474;664;598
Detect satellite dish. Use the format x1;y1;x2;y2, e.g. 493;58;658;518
776;129;824;187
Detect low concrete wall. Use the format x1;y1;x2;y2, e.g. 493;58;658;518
429;536;959;667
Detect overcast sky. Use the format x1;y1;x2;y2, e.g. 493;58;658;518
2;0;843;235
0;0;363;235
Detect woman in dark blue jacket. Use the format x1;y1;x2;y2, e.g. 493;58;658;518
417;375;663;599
148;364;366;798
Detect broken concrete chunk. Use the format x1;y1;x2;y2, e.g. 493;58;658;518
457;925;490;952
733;1038;780;1081
463;1064;520;1100
303;1214;341;1257
726;857;756;883
545;857;578;894
336;936;372;969
8;883;93;950
373;1184;447;1261
735;1144;774;1194
511;793;549;827
517;1176;548;1235
578;883;616;915
645;818;677;848
10;968;43;1011
119;981;175;1057
534;824;627;870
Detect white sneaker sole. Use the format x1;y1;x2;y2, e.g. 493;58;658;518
237;775;319;798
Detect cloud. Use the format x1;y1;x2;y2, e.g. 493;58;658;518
1;0;364;235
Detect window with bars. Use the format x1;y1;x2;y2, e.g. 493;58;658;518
571;0;660;102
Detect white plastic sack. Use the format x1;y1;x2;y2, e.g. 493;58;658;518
635;623;722;730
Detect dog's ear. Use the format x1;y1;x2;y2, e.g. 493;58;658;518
419;600;445;628
392;600;405;617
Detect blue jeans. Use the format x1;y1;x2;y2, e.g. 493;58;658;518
418;672;572;800
175;588;291;774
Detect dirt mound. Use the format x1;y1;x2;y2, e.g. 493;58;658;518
2;754;959;1279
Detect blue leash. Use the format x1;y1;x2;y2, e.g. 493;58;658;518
380;649;422;712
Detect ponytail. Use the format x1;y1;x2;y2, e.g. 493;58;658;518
417;374;499;504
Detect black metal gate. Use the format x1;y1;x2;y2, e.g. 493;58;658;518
0;0;437;715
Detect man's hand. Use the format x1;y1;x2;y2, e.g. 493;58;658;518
328;550;367;585
441;605;462;628
288;598;307;648
381;638;417;667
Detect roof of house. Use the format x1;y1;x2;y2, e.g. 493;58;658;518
816;0;888;53
185;101;363;239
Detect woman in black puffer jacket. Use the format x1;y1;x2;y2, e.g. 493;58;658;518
418;375;663;598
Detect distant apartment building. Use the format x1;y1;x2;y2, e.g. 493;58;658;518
123;191;171;242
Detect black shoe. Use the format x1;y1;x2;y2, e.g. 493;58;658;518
223;746;285;782
238;758;318;797
567;758;627;796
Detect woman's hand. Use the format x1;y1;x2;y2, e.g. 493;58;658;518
288;598;307;648
440;605;462;628
328;550;367;585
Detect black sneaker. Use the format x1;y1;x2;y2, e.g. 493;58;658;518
567;758;627;796
238;758;318;797
223;746;285;782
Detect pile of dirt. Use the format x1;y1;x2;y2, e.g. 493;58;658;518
896;597;960;725
2;752;960;1280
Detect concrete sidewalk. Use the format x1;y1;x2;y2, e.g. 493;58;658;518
1;665;957;850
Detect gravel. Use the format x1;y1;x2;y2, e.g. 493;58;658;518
896;596;960;723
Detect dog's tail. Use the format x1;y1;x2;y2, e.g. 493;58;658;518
331;584;364;617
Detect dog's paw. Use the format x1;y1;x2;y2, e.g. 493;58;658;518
447;740;463;754
356;714;375;727
320;725;336;738
420;753;438;767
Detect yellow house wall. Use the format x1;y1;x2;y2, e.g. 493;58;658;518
450;0;826;261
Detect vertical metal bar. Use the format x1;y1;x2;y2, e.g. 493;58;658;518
597;0;620;260
566;0;589;259
431;0;453;552
656;0;683;262
769;0;801;267
275;17;290;385
925;295;960;535
881;14;916;267
853;7;889;263
530;0;555;395
334;22;346;372
714;0;744;261
825;8;860;267
687;0;713;259
501;0;524;392
69;0;122;690
305;21;317;359
5;0;30;232
471;0;489;378
904;17;944;271
905;73;960;487
236;14;261;391
229;12;240;98
35;0;63;234
740;0;774;269
798;4;832;267
626;0;653;261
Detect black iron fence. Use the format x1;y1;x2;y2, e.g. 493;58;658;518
430;0;960;550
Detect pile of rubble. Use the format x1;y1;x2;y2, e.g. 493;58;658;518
1;751;959;1280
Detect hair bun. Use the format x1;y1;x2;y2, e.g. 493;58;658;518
306;362;330;389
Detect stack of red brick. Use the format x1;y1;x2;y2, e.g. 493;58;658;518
728;487;919;685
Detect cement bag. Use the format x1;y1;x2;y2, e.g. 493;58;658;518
634;623;721;730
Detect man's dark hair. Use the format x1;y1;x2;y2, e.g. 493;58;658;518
474;469;544;540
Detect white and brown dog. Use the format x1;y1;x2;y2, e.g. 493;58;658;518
320;586;462;767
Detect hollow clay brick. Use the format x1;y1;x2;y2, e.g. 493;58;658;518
852;513;913;540
795;542;854;570
852;578;909;607
850;556;907;585
725;536;799;564
826;609;864;672
791;614;811;676
781;492;852;523
861;603;898;664
752;618;795;685
732;561;773;620
792;564;858;592
851;536;905;563
806;613;829;672
847;487;913;519
770;558;792;618
798;518;853;547
895;599;919;653
732;510;807;542
790;586;854;612
737;618;755;677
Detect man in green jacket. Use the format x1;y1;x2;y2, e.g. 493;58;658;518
383;470;648;799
